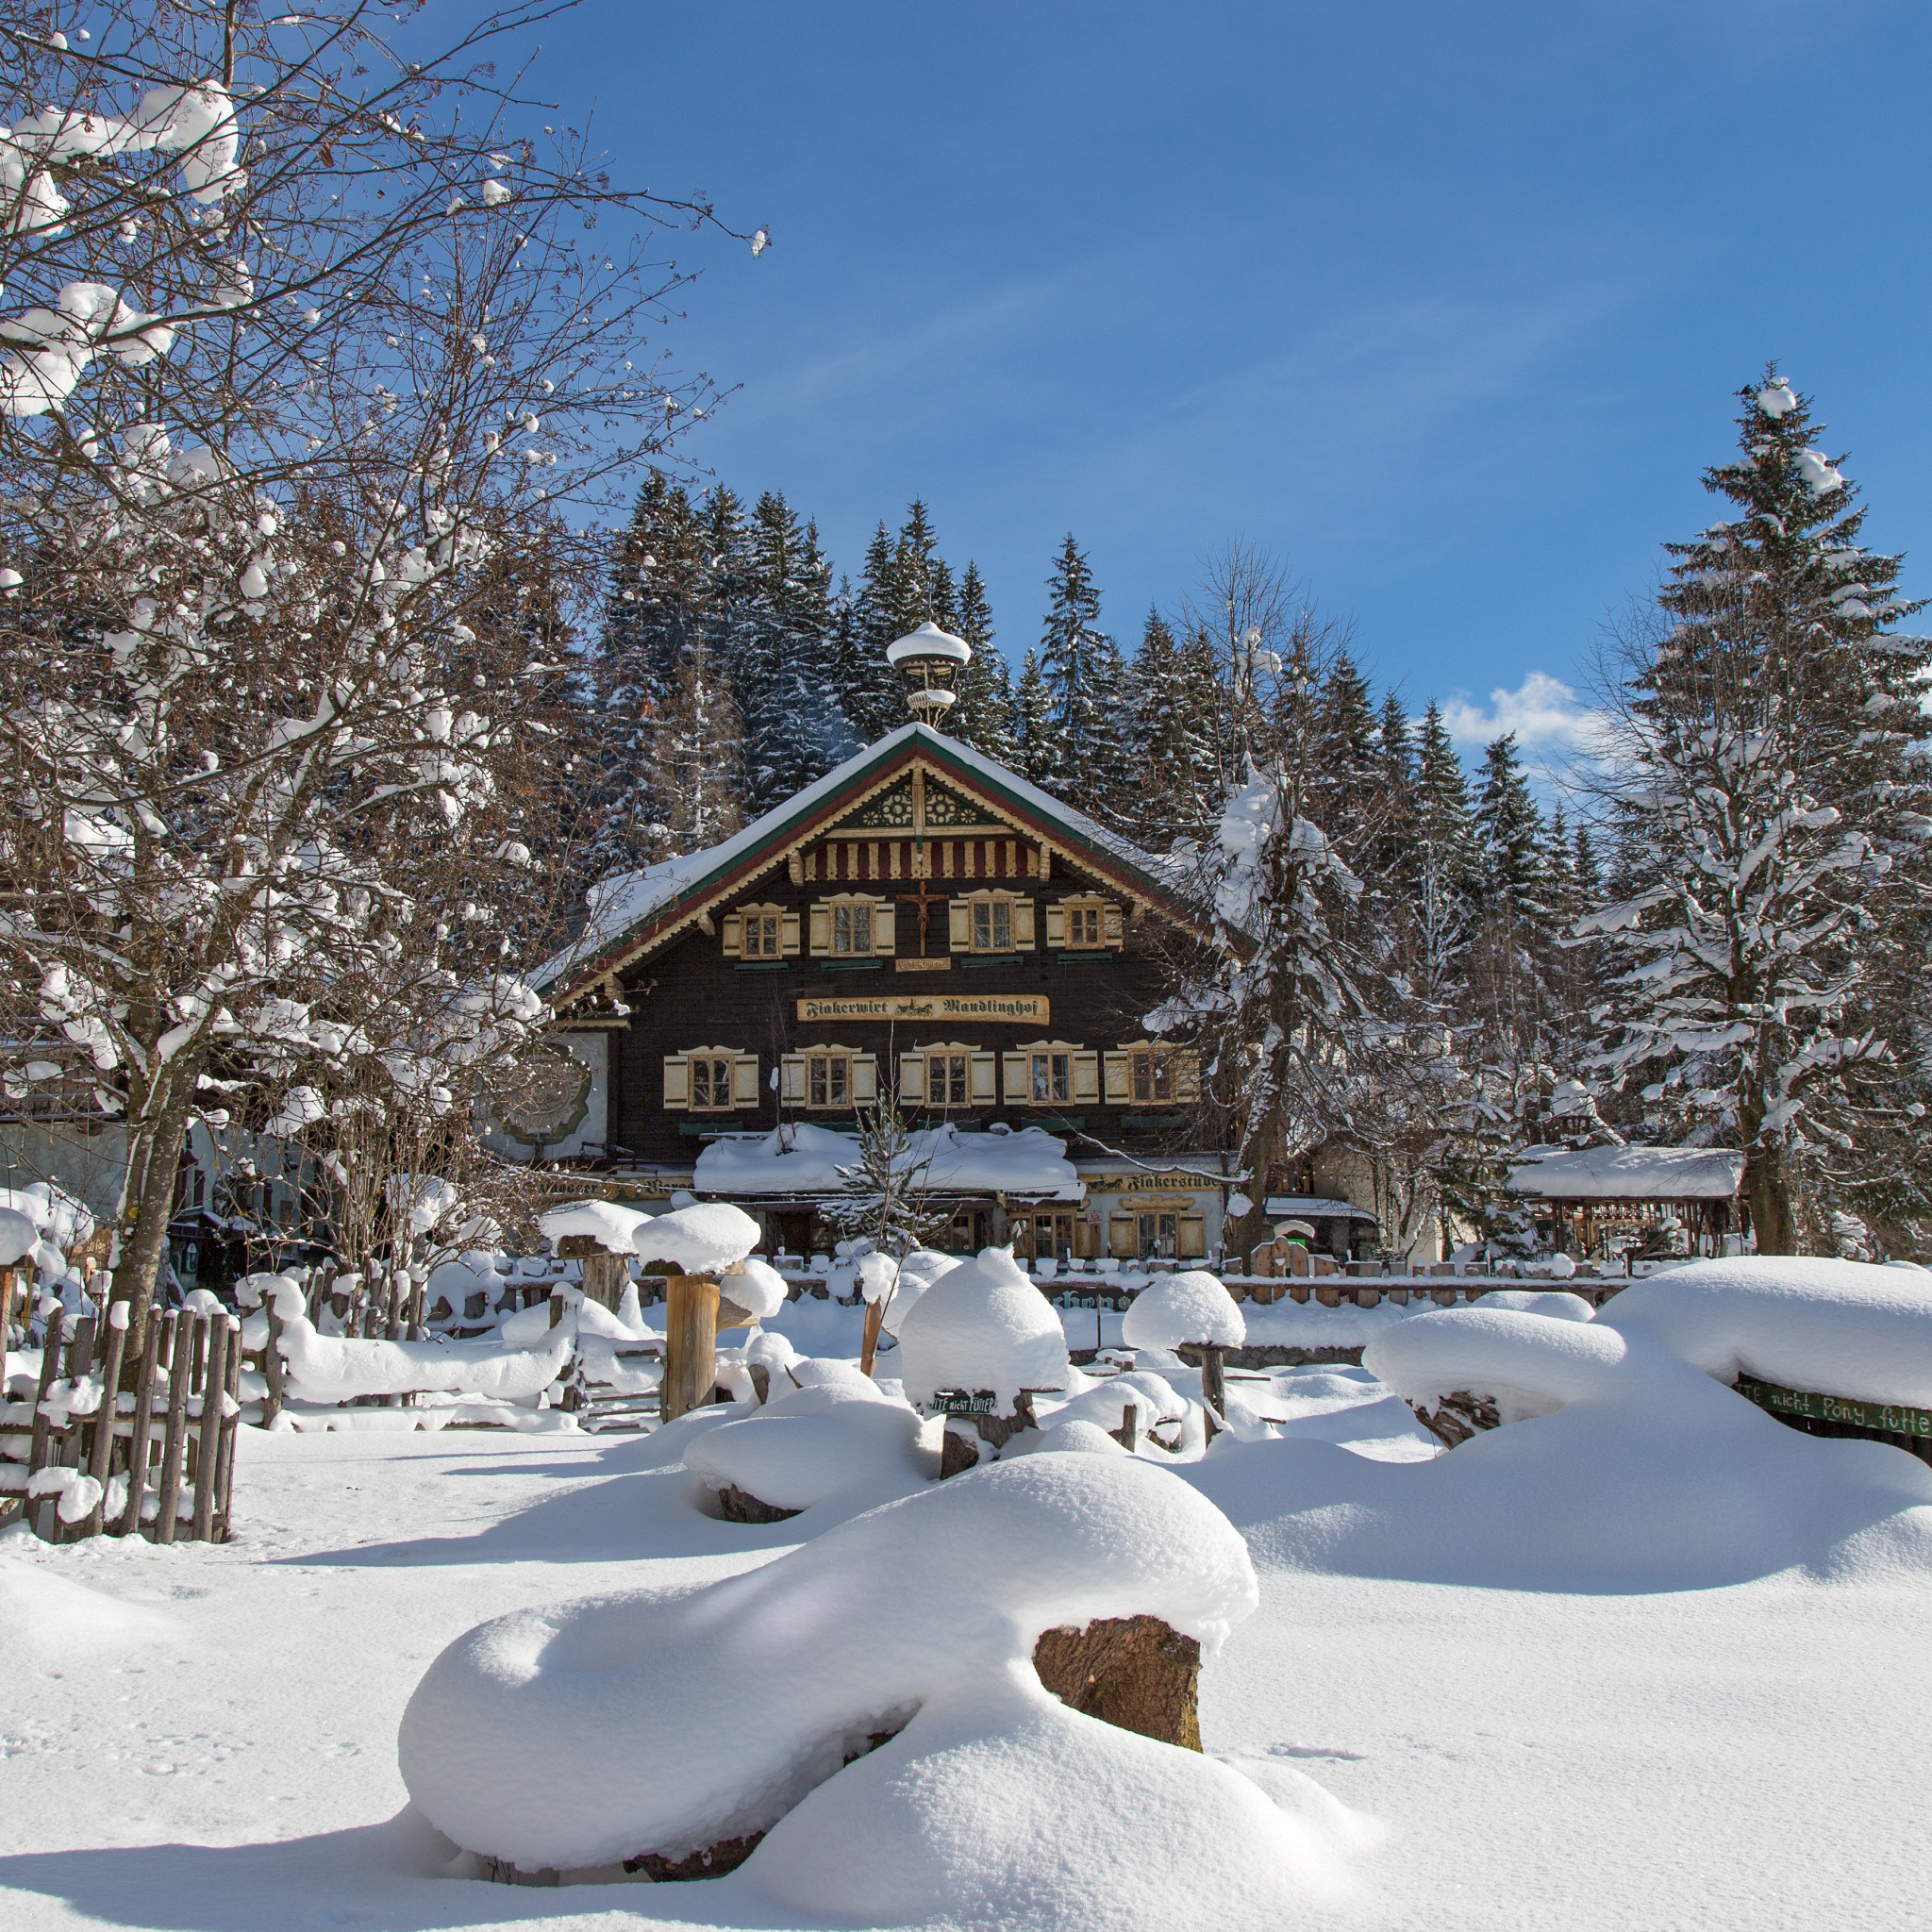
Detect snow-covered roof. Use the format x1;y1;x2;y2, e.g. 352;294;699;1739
533;724;1189;1001
1506;1146;1746;1201
693;1121;1084;1202
1263;1194;1380;1224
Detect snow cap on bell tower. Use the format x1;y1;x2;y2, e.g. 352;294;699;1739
886;620;971;720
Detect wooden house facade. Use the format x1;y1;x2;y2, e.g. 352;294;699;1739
526;721;1241;1264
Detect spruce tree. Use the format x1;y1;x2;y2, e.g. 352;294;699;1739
844;524;908;741
1035;534;1115;804
950;562;1019;761
1474;733;1549;905
1578;369;1931;1252
1012;649;1056;789
591;472;715;874
1125;609;1219;848
737;491;857;811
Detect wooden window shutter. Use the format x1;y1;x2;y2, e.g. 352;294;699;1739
970;1051;998;1104
900;1053;926;1102
731;1055;760;1106
780;1055;807;1104
662;1055;690;1108
808;905;831;955
1104;902;1124;945
1108;1214;1138;1257
1044;904;1065;948
1072;1051;1100;1104
1074;1219;1103;1259
1013;899;1037;949
852;1054;878;1105
1177;1215;1207;1258
949;899;970;951
1103;1052;1131;1103
875;901;896;954
1001;1051;1027;1103
1173;1051;1202;1103
781;910;801;956
721;912;742;957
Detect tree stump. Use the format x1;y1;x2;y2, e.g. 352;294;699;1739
1032;1614;1203;1750
623;1833;766;1883
714;1482;800;1524
660;1274;720;1423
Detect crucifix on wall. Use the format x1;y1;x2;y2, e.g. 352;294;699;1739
896;874;941;954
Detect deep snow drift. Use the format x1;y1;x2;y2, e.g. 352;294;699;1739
1191;1259;1932;1591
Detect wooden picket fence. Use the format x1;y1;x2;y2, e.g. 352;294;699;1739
2;1298;242;1544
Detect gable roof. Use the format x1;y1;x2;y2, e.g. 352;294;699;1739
534;724;1195;1005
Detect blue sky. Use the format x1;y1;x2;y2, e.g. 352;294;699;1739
488;1;1932;761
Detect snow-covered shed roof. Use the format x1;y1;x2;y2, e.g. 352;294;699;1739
693;1121;1085;1203
533;724;1191;1005
1263;1194;1380;1224
1506;1146;1746;1202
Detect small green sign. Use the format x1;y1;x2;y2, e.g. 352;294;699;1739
1736;1374;1932;1440
932;1390;997;1416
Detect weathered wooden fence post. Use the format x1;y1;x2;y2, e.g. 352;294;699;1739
117;1308;163;1536
26;1307;66;1539
152;1310;196;1546
190;1315;230;1541
81;1303;129;1537
261;1289;287;1427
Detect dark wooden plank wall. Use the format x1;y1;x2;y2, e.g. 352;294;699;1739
608;841;1204;1164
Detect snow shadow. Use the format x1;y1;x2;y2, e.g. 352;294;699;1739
0;1808;804;1932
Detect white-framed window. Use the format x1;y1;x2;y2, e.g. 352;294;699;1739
690;1054;734;1111
1031;1051;1071;1103
809;895;893;957
973;896;1012;953
1103;1040;1200;1108
833;902;874;955
1004;1039;1100;1108
808;1052;850;1108
723;904;800;958
664;1047;760;1110
899;1041;997;1107
782;1043;879;1109
927;1050;970;1107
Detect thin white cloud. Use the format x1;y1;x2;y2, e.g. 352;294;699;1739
1440;670;1607;756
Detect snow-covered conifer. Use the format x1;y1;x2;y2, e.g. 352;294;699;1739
949;563;1018;760
1576;370;1930;1252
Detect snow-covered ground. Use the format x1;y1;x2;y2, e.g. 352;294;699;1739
4;1341;1928;1931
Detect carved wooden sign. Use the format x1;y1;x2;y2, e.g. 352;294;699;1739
797;993;1049;1024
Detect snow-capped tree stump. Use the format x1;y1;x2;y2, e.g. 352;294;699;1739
660;1262;746;1422
555;1235;627;1313
1033;1614;1204;1751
